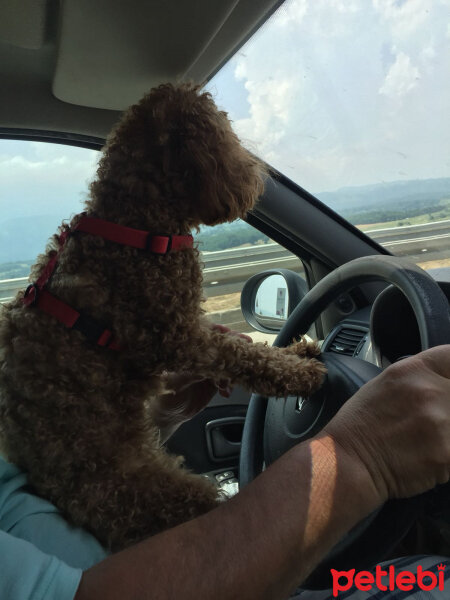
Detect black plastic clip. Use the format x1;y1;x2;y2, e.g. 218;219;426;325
23;283;39;306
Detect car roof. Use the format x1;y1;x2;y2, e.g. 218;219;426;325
0;0;283;142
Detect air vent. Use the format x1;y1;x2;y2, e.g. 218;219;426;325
329;327;367;356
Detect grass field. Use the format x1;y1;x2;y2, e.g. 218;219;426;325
417;258;450;269
358;201;450;232
203;292;241;313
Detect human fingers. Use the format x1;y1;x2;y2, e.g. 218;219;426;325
163;372;205;393
413;344;450;380
229;330;253;343
160;378;218;420
323;354;450;502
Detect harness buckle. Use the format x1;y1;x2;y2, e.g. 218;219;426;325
145;234;172;254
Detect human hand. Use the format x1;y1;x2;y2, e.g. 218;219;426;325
152;374;220;444
322;345;450;504
154;372;236;444
211;322;253;344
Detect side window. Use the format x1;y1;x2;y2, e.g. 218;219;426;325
0;140;98;302
200;221;306;342
0;140;306;345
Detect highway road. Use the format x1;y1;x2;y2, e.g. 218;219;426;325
1;220;449;307
202;219;450;297
366;219;450;264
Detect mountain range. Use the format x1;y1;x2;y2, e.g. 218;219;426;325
317;177;450;213
1;177;449;265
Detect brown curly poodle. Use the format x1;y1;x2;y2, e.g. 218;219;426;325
0;83;326;552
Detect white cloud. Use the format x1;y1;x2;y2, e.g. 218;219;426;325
0;142;99;224
0;145;98;187
275;0;308;27
326;0;361;13
234;78;298;141
421;44;436;61
208;0;450;193
372;0;433;38
379;51;420;97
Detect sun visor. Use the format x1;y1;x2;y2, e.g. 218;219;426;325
0;0;48;49
53;0;240;110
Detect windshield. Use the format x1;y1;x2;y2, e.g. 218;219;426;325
208;0;450;270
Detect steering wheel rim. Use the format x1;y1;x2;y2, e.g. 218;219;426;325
239;255;450;589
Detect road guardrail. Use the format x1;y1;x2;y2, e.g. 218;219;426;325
1;220;449;306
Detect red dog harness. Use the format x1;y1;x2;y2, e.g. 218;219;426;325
22;214;194;350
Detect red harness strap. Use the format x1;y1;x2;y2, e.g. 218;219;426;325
75;215;193;254
23;214;194;350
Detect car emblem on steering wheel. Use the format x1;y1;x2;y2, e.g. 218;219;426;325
296;396;307;412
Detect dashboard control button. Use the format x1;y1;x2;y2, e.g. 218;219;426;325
216;471;234;482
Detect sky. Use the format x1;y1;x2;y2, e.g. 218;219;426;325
207;0;450;194
0;0;449;229
0;140;98;224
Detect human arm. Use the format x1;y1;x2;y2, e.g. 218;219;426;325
76;432;378;600
75;345;450;600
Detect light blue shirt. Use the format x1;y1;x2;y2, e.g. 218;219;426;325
0;456;107;600
1;457;448;599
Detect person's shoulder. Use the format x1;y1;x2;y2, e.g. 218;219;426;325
0;454;30;513
0;528;83;600
0;454;25;479
0;454;108;569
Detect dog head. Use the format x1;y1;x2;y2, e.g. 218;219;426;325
96;83;267;229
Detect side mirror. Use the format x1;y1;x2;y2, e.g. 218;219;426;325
240;269;308;333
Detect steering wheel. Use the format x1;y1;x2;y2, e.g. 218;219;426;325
239;255;450;589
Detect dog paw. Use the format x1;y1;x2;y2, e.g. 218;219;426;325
288;337;322;359
283;355;327;397
303;356;327;393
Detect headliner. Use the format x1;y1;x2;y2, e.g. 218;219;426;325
0;0;284;140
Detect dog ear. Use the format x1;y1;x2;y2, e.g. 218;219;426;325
169;86;267;226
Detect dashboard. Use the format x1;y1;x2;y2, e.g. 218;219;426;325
322;281;450;369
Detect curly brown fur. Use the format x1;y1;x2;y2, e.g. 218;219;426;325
0;83;326;551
